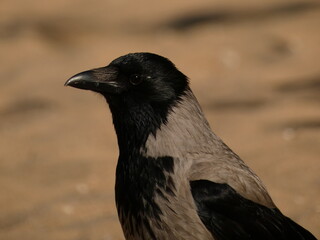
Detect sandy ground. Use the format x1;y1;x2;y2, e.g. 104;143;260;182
0;0;319;239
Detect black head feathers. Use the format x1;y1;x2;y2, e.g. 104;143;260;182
66;53;189;105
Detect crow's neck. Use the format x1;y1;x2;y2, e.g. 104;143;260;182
141;90;218;160
108;100;171;158
109;90;217;160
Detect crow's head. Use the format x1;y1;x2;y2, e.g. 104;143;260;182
65;53;188;109
66;53;191;148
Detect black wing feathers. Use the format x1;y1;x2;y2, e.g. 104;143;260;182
190;180;316;240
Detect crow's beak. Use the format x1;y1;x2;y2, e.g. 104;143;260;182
65;65;125;94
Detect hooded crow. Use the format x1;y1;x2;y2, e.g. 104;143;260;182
65;52;316;240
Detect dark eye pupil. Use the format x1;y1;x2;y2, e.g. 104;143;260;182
130;74;143;85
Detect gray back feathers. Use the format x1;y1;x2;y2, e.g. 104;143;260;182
142;89;274;208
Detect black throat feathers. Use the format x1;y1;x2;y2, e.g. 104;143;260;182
107;97;178;239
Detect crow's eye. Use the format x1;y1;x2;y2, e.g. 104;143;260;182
129;74;143;85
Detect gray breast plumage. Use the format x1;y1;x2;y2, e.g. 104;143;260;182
117;158;213;240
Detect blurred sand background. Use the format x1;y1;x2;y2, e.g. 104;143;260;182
0;0;319;239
